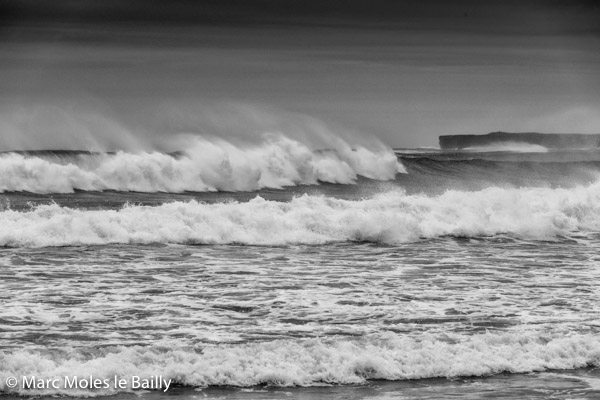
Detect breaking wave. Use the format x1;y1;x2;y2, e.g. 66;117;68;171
464;141;549;153
1;331;599;396
0;135;404;193
2;182;600;247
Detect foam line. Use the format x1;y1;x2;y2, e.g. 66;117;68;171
1;182;600;247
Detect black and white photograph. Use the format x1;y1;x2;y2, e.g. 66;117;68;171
1;1;600;399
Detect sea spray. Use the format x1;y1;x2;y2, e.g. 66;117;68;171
0;134;403;193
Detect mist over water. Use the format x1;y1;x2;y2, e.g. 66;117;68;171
0;101;386;152
0;101;404;193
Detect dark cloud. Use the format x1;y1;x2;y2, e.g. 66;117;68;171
2;0;599;35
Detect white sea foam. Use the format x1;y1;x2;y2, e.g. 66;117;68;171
2;182;600;247
464;141;549;153
1;331;599;396
0;135;403;193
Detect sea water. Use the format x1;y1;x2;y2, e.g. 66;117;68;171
1;147;600;399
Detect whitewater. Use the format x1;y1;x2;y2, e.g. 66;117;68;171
2;145;600;399
0;135;403;193
2;182;600;247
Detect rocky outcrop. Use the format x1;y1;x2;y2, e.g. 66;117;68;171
439;132;600;150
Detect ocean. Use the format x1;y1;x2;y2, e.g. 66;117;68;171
1;145;600;399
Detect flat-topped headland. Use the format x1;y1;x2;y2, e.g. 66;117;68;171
439;131;600;150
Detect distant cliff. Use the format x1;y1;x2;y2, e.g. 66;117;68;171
439;132;600;150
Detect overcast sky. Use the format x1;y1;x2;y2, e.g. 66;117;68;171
1;0;599;148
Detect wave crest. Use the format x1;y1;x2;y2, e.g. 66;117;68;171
2;183;600;247
1;331;599;396
0;134;404;193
